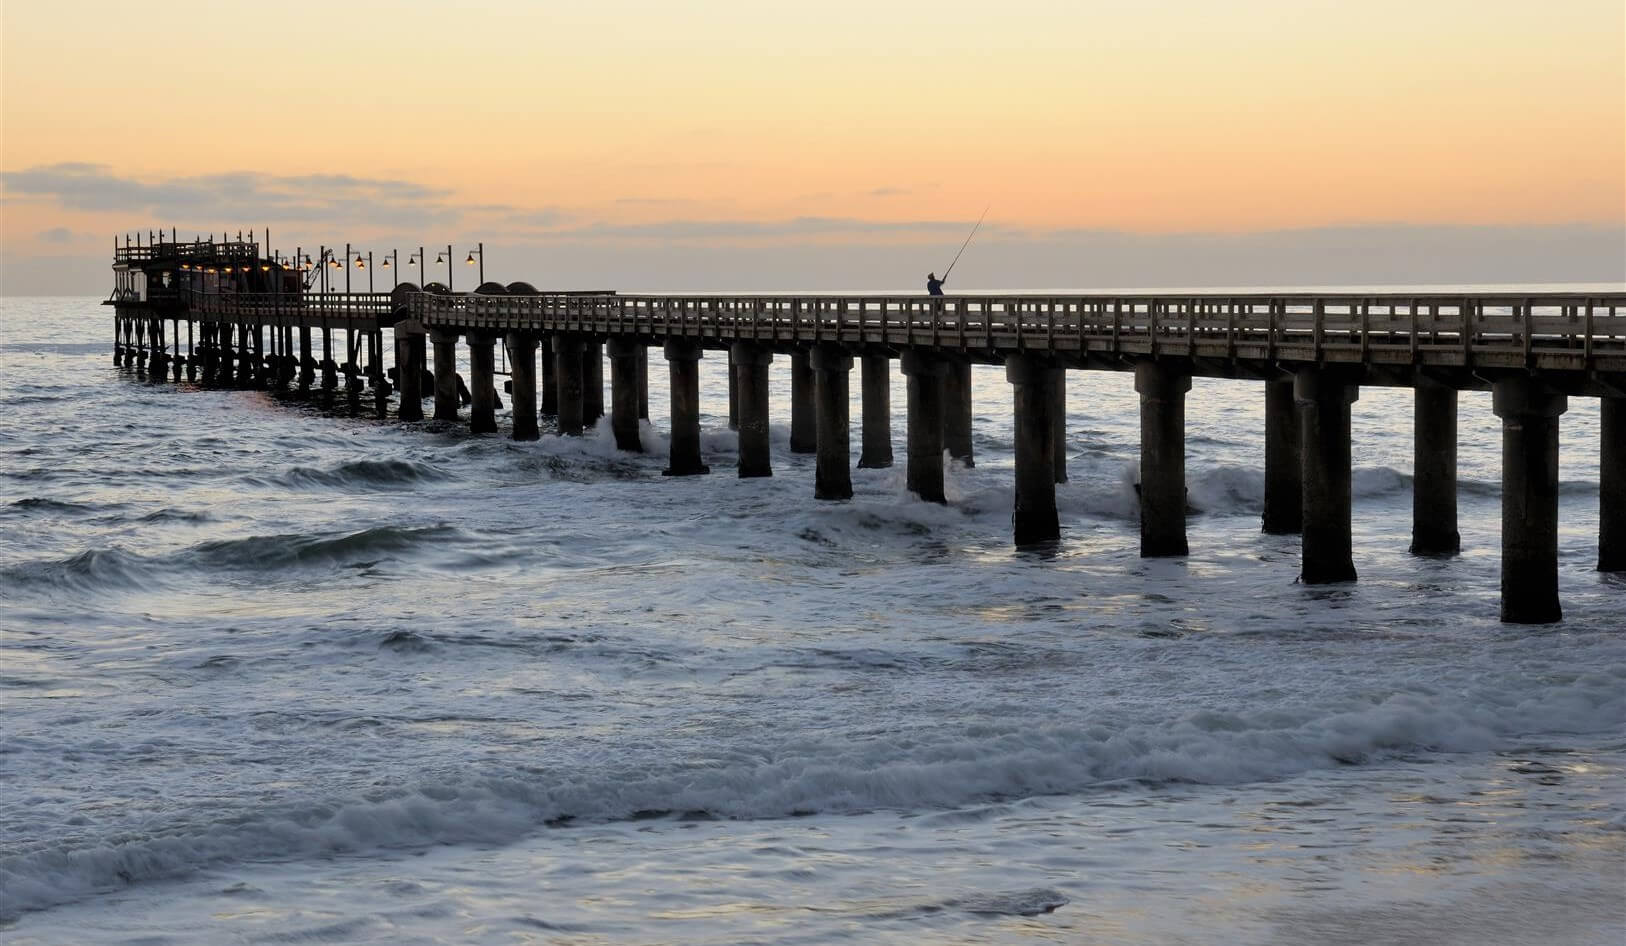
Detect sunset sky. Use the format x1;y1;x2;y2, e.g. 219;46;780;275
2;0;1622;293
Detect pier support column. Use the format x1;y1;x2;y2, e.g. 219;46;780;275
1136;361;1192;557
398;332;425;422
1052;368;1068;483
583;341;605;425
506;332;539;440
1296;367;1360;584
1410;380;1460;556
238;327;257;389
467;332;498;434
1602;397;1624;573
1262;379;1302;534
731;342;773;478
320;328;337;397
727;347;740;431
662;339;709;476
1494;378;1567;623
1007;354;1060;546
607;338;644;452
554;334;585;436
944;358;975;467
901;350;947;503
430;329;460;422
298;327;314;393
636;343;650;420
789;349;816;454
812;346;853;500
858;354;894;469
539;336;558;416
113;317;123;366
216;326;234;385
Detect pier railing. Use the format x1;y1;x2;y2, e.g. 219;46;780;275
188;290;394;326
405;292;1626;373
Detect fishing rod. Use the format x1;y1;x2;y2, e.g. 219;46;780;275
941;205;989;281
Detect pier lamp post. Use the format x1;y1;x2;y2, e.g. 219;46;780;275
352;249;374;294
464;243;484;285
380;249;399;289
408;247;426;289
433;245;455;293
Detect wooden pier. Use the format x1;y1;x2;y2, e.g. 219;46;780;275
109;234;1625;624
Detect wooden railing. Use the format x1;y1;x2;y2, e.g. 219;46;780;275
115;240;260;265
404;292;1626;373
188;290;394;324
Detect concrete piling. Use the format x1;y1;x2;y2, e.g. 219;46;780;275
901;350;947;503
1262;378;1302;534
858;354;893;469
539;335;558;416
811;345;853;500
727;347;740;432
1494;377;1567;623
944;358;974;467
1052;368;1068;484
1296;367;1359;584
789;349;816;454
398;332;425;422
636;344;650;420
662;339;709;476
1410;381;1460;556
430;329;460;422
506;332;539;440
467;332;498;434
583;340;605;425
1602;397;1624;573
607;338;643;452
1136;360;1192;557
554;333;585;436
731;342;773;478
1007;354;1060;546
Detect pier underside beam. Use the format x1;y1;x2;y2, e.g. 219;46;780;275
662;339;709;476
1262;378;1302;534
1603;397;1624;573
812;345;853;501
1494;378;1567;623
858;354;893;469
506;332;539;441
1136;360;1192;558
607;338;644;452
1296;367;1359;584
789;349;816;454
902;350;947;503
430;329;460;422
731;342;772;478
1410;381;1460;556
1007;354;1060;546
944;358;974;467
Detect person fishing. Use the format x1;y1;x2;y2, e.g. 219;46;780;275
927;206;988;297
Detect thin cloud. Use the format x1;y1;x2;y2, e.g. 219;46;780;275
552;216;973;241
36;227;77;243
867;187;909;197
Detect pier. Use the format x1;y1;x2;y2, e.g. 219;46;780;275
109;233;1625;624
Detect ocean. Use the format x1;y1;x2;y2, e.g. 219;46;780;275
1;294;1622;944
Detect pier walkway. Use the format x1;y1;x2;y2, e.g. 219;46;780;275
108;235;1625;624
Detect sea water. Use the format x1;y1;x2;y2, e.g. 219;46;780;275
0;295;1621;944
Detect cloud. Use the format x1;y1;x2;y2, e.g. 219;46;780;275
867;187;909;197
548;216;972;242
36;227;76;243
0;162;463;229
505;208;572;229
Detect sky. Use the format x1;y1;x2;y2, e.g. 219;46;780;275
2;0;1622;294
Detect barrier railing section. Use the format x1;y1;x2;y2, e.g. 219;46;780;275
187;290;395;323
115;241;261;265
404;293;1625;367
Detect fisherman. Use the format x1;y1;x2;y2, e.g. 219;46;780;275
926;272;946;296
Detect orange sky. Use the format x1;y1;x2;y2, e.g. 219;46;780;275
2;0;1622;291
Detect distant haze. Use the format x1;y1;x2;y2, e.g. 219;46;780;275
2;0;1621;294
